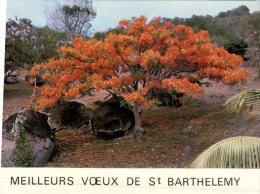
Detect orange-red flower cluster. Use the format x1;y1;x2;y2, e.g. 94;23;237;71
162;77;204;97
28;16;247;110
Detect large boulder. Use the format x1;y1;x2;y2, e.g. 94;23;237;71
1;108;55;167
91;97;135;138
46;101;93;130
4;76;18;84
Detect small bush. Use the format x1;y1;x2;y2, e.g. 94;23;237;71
224;39;248;59
12;124;34;167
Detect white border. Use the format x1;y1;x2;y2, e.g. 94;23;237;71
0;0;7;164
0;1;260;194
0;168;260;194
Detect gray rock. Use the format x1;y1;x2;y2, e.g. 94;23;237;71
91;97;135;138
183;146;191;154
5;76;18;84
183;125;198;134
26;134;55;167
2;113;17;134
1;137;16;167
46;101;93;130
1;108;55;167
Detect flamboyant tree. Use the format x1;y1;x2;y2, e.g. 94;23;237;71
29;16;248;141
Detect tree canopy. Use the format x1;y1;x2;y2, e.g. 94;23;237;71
218;5;250;18
5;18;68;78
5;18;37;77
29;16;248;140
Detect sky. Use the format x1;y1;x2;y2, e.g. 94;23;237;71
6;0;260;33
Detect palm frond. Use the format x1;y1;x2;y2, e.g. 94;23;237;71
188;136;260;168
225;89;260;113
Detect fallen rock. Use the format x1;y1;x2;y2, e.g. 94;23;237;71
183;146;191;154
91;97;135;138
1;108;55;167
183;125;199;134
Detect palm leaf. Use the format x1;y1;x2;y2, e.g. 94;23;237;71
225;89;260;113
188;136;260;168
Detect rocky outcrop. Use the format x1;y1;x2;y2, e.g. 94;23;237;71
1;108;55;167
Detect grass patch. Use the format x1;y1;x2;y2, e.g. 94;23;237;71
4;79;33;98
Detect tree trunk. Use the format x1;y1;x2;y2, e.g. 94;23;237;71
132;102;144;143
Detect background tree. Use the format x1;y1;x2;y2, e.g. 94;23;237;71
184;15;212;32
93;31;106;40
224;39;248;60
5;18;37;79
33;27;68;65
93;27;122;40
5;18;68;79
242;12;260;70
45;0;96;38
163;14;235;46
29;16;248;142
217;5;250;18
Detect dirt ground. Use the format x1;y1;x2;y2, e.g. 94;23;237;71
2;67;260;167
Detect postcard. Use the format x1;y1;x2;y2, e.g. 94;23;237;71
0;0;259;194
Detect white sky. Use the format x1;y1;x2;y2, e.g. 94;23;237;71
6;0;260;33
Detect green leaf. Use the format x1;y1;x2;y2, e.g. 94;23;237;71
188;136;260;168
225;89;260;113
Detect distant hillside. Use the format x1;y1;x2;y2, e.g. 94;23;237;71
93;6;260;67
163;5;260;67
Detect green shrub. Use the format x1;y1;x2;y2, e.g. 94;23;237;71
12;124;34;167
224;39;248;59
